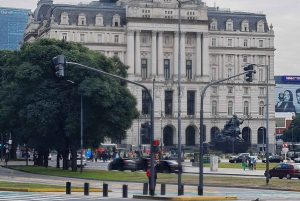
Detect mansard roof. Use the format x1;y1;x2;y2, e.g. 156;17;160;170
207;7;269;32
34;1;126;27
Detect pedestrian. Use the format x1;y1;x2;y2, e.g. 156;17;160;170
250;157;254;170
146;163;157;195
5;157;8;166
242;155;246;171
253;157;257;170
247;158;251;170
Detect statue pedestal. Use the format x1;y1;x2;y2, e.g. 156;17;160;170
210;155;218;172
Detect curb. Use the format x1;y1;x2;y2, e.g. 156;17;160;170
132;195;237;200
0;187;111;192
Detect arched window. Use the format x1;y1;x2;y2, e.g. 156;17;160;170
210;126;220;143
185;126;195;146
226;19;233;31
210;18;217;30
258;127;266;144
163;126;173;146
242;127;251;143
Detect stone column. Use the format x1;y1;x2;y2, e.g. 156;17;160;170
202;32;210;79
196;32;201;77
235;54;239;75
218;54;223;79
151;31;157;77
180;32;186;77
157;31;164;78
126;29;135;74
135;30;141;76
173;31;179;76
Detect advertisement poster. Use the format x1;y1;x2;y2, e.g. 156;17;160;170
275;84;300;116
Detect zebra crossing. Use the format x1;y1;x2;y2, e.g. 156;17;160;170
0;191;129;201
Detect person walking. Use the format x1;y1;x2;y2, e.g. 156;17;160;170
253;157;257;170
146;162;157;195
242;155;246;171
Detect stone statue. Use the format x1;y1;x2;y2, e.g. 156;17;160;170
215;114;244;143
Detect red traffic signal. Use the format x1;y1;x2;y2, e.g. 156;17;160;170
153;140;159;146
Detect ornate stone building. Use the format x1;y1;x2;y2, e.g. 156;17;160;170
24;0;276;153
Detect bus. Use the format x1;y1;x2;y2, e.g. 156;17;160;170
288;143;300;160
131;144;151;154
94;143;116;153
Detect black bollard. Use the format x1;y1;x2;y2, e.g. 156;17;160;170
103;183;108;197
178;184;184;196
161;183;166;195
84;182;89;196
122;184;128;198
143;183;148;195
66;182;71;194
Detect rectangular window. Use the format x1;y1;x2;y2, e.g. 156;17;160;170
244;101;249;115
187;91;195;115
244;39;248;47
212;38;216;46
228;101;233;116
244;87;249;95
259;40;263;47
258;56;264;64
80;34;85;42
186;37;192;45
259;69;264;81
211;68;216;81
97;34;102;43
164;59;170;79
259;105;264;115
114;35;119;43
164;36;170;45
186;60;192;80
228;39;232;47
212;101;217;116
211;55;217;63
243;55;247;63
227;55;233;63
141;59;147;79
142;36;147;44
227;68;232;77
228;87;233;94
62;33;67;41
142;90;150;114
259;87;265;95
165;91;173;115
212;87;217;94
114;21;118;26
258;25;263;32
114;52;118;57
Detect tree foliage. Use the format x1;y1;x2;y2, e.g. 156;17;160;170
0;39;139;169
281;116;300;143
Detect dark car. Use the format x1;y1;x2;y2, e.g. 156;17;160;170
229;153;250;163
155;160;181;173
107;158;135;172
262;155;283;163
164;155;184;162
264;163;300;179
132;157;149;171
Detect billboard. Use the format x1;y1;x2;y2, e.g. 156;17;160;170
275;84;300;116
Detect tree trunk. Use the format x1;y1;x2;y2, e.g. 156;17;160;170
70;142;77;172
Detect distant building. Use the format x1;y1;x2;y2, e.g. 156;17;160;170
0;7;30;50
24;0;276;153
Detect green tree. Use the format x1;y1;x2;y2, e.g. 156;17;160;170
0;39;139;171
281;116;300;143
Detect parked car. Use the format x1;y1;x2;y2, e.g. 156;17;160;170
107;158;135;171
155;160;181;173
262;155;283;163
132;157;149;171
294;158;300;163
264;163;300;179
229;153;250;163
69;154;87;168
164;155;184;162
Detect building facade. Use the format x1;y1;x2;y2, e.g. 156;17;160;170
24;0;276;153
0;7;30;50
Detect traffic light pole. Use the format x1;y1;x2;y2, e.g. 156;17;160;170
198;71;250;196
65;61;156;196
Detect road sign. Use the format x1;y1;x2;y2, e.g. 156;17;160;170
282;147;289;154
282;142;288;148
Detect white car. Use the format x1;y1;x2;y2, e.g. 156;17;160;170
76;155;87;167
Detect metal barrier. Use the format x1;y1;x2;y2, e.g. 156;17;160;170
161;183;166;195
122;184;128;198
143;183;148;195
103;183;108;197
84;182;89;195
66;182;71;194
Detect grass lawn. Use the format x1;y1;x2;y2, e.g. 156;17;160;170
203;162;273;170
7;166;300;191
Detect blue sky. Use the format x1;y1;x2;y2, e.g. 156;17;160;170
0;0;299;75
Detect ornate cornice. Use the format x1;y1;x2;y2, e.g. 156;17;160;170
126;17;209;25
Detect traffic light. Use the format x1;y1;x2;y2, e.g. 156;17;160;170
153;139;160;153
52;55;66;77
244;64;254;82
140;122;150;139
